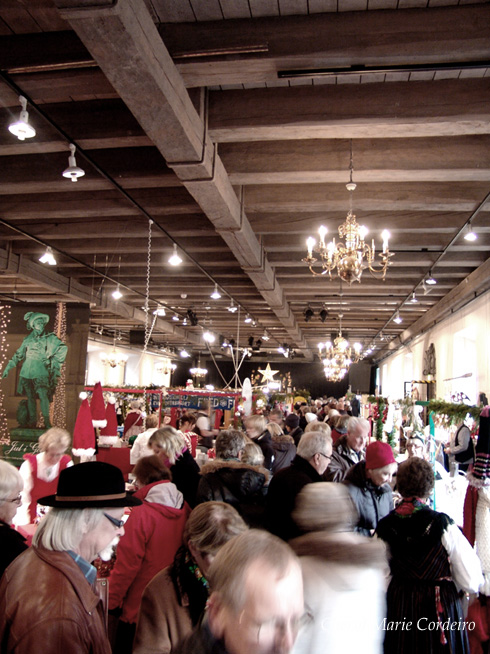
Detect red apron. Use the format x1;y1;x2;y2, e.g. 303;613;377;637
24;453;71;523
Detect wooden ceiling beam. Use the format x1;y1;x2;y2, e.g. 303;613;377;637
159;4;490;87
209;78;490;142
54;0;312;359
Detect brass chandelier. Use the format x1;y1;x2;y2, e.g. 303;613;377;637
303;147;393;284
318;289;362;381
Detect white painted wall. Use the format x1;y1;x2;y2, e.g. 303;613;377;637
85;340;173;388
379;290;490;404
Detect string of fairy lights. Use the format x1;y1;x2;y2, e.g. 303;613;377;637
0;304;12;444
51;302;67;429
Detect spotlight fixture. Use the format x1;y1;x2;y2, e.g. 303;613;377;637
410;292;418;304
62;143;85;182
172;314;179;321
210;284;221;300
153;307;166;316
464;223;477;242
203;331;216;343
168;243;183;266
425;271;437;285
180;348;190;358
39;246;57;266
319;308;328;323
227;300;238;313
304;306;314;322
277;345;285;354
112;285;123;300
393;311;403;324
182;318;188;326
8;95;36;141
244;314;252;324
261;332;270;341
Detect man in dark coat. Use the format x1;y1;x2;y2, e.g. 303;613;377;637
266;430;332;541
324;416;369;482
284;413;303;447
196;430;268;526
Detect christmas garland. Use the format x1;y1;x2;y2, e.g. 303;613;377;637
425;400;481;424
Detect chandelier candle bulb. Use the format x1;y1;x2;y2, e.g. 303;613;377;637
307;237;315;255
318;225;328;246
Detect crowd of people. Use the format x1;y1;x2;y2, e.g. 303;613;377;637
0;394;488;654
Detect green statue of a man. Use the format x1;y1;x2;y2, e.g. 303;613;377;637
2;312;68;428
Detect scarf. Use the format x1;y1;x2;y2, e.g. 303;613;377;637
171;546;210;625
395;497;426;516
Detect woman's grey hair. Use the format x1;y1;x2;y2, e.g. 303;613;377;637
208;529;300;613
184;501;248;555
293;482;357;532
347;417;370;435
216;430;246;460
33;507;104;551
39;427;71;453
297;430;332;459
0;460;23;503
148;426;186;464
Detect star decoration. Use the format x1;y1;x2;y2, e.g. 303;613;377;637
258;363;279;384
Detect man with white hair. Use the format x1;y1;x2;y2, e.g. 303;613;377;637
0;461;142;654
266;430;333;541
174;529;304;654
324;416;369;483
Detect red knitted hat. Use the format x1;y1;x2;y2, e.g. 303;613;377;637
72;396;96;456
90;381;107;428
100;396;118;436
365;441;395;470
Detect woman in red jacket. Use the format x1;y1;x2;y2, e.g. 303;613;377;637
109;455;190;654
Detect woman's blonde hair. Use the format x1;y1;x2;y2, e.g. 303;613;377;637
244;414;267;434
241;441;264;467
266;422;283;438
304;420;331;434
148;426;186;464
39;427;70;453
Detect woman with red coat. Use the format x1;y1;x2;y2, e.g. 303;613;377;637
109;455;190;654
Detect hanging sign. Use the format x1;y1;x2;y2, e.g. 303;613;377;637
165;390;238;411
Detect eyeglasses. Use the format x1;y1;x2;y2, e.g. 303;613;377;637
240;610;312;644
317;452;331;462
4;494;22;505
103;513;125;529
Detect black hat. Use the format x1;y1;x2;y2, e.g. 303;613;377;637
38;461;143;508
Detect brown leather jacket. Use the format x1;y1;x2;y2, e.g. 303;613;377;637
0;546;111;654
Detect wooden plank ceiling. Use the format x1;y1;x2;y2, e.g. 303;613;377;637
0;0;489;366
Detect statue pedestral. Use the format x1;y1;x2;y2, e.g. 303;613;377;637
0;428;43;467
